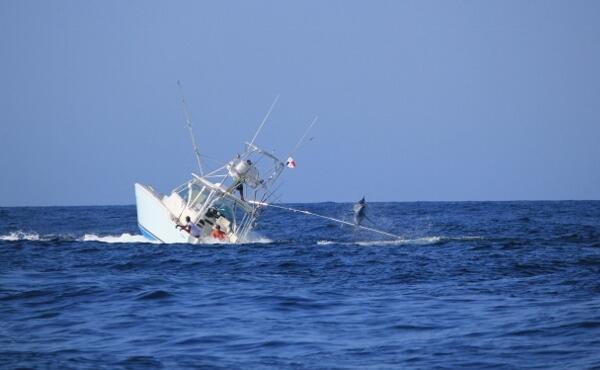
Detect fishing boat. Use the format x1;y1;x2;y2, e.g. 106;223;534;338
135;88;314;244
135;143;287;244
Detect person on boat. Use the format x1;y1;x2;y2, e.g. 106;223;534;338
234;159;253;202
230;158;253;202
176;216;202;238
235;181;245;202
210;225;226;240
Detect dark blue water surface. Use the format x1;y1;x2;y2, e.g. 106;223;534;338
1;201;600;369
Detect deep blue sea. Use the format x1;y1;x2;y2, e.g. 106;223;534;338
1;201;600;369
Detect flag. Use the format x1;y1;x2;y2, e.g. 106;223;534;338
286;157;296;169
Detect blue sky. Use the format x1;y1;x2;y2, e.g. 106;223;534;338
1;0;599;206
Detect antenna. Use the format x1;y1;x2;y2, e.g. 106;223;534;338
177;80;204;176
248;94;280;148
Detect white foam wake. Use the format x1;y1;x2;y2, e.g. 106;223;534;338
240;232;274;244
0;230;272;245
0;231;157;244
81;233;157;244
317;235;481;246
356;236;442;246
195;235;274;245
0;231;42;241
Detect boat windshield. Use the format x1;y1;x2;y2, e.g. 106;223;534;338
210;195;254;233
175;182;208;210
211;198;236;221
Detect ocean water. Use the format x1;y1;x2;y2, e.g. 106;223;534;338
1;201;600;369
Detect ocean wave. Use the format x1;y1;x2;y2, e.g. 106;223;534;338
1;230;476;246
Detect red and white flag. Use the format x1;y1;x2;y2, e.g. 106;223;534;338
286;157;296;169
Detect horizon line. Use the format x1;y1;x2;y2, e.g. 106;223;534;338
1;199;599;208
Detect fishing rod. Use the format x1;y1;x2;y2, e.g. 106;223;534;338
177;80;204;176
288;115;318;158
248;201;402;240
248;94;280;149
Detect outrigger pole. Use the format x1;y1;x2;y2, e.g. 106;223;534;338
248;201;402;240
177;80;204;176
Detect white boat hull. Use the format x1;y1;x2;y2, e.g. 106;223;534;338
134;183;194;243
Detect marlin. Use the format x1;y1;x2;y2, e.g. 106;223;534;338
353;196;368;226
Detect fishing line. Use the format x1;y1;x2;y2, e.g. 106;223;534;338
248;201;402;240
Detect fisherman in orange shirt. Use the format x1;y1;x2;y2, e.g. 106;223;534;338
211;225;226;241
